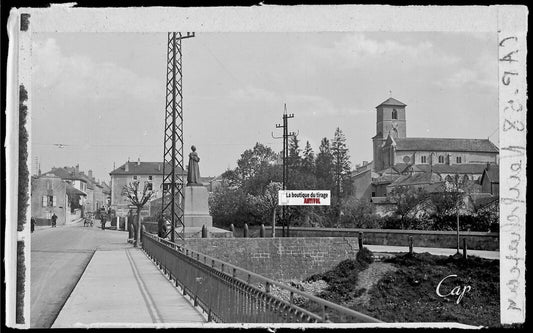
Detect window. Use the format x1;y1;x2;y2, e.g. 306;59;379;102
372;192;376;197
42;195;56;207
133;175;138;180
456;156;462;164
148;175;153;181
438;156;445;164
392;109;398;120
421;155;427;163
145;182;153;191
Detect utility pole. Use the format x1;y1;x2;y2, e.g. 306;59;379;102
161;32;195;243
273;104;297;237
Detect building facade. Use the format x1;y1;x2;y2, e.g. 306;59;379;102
41;165;107;214
372;98;499;172
109;159;186;218
31;174;87;225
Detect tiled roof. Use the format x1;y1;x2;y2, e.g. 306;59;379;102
376;97;407;108
413;163;491;175
44;166;104;190
44;167;85;181
371;196;397;204
388;172;442;187
425;182;447;193
393;138;499;153
110;161;185;176
101;182;111;194
66;183;87;196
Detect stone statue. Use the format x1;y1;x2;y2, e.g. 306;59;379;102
187;145;201;186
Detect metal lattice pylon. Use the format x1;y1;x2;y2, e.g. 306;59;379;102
161;32;194;242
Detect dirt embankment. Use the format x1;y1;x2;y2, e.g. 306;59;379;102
365;252;500;327
297;249;499;327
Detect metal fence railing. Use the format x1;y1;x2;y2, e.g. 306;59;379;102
141;231;382;324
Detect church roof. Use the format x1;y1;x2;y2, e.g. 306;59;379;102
376;97;407;108
110;161;186;176
393;138;499;153
413;163;491;175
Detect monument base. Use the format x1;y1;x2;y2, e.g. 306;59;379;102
184;186;213;228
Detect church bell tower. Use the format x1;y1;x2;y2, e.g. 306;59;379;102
372;97;407;171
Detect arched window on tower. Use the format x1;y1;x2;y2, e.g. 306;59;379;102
392;109;398;120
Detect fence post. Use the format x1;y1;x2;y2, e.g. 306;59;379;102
202;225;208;238
463;238;467;259
230;223;235;236
260;224;265;238
409;236;413;255
358;232;363;250
244;223;249;238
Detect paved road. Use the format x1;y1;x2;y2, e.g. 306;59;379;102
31;219;128;328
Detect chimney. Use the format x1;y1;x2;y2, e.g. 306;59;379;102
158;163;161;171
88;169;93;179
137;157;141;166
363;161;368;166
76;164;80;173
125;162;129;172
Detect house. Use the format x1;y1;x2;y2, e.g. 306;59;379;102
101;181;112;207
109;159;186;218
42;164;107;214
480;163;500;195
31;174;87;226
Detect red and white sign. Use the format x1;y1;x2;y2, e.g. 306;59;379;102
278;190;330;206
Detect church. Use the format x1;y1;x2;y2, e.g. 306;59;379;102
352;97;499;202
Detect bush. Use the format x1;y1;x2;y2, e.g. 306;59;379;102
356;247;374;267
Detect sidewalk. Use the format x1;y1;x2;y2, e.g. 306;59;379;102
52;243;206;328
367;245;499;260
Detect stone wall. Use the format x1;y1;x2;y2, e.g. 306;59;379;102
182;237;360;280
226;226;499;251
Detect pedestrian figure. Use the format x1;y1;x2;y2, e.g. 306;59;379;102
51;213;57;227
31;217;36;232
101;213;106;230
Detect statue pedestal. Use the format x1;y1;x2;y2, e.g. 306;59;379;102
184;186;213;228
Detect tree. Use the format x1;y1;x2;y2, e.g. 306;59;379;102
288;135;302;169
234;143;281;195
302;141;315;173
315;137;334;191
442;174;476;254
257;182;282;237
338;196;381;229
389;186;430;229
331;128;353;222
121;181;155;247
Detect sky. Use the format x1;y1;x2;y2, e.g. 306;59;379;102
31;32;499;183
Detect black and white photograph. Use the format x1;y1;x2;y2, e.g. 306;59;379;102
4;5;527;329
